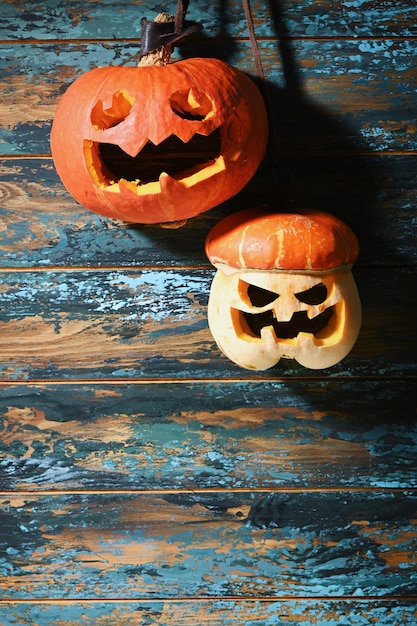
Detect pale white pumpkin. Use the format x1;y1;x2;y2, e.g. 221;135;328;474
205;208;362;370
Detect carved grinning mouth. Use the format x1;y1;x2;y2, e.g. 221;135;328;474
95;130;222;187
236;280;335;340
241;307;335;340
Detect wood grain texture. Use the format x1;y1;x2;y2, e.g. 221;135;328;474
1;0;416;621
0;155;416;268
1;381;416;491
1;491;417;599
0;0;416;39
0;268;415;379
1;599;417;626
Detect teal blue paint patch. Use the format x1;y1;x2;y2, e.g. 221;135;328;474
358;40;392;53
0;603;124;626
343;0;369;7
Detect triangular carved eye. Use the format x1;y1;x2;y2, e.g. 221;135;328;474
247;283;279;307
170;90;214;121
296;282;327;305
91;91;133;130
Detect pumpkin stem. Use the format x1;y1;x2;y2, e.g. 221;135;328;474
138;13;175;66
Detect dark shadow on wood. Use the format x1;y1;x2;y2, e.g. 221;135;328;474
136;0;384;265
126;0;414;377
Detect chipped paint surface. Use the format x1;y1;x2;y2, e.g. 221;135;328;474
1;381;416;491
0;601;416;626
1;0;417;623
1;0;416;40
1;492;417;599
1;156;416;268
0;267;415;379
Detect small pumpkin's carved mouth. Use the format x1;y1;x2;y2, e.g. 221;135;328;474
241;307;335;340
85;129;222;191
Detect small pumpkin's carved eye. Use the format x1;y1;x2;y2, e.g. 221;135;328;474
170;90;213;121
247;283;279;307
295;282;328;305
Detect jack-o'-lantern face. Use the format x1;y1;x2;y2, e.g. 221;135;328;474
205;208;362;371
207;269;361;370
50;58;268;224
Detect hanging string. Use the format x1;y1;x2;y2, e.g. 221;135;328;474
175;0;189;33
241;0;264;80
241;0;287;207
139;0;202;58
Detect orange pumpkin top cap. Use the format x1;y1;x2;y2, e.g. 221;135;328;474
205;208;359;272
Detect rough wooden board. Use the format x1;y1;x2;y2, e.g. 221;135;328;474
1;491;416;599
1;39;416;154
0;0;241;40
0;154;415;268
1;0;416;617
258;38;417;153
1;380;416;491
0;267;415;379
1;599;417;625
0;0;415;40
257;0;417;38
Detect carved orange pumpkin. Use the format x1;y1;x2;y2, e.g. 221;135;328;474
50;58;268;224
205;208;362;370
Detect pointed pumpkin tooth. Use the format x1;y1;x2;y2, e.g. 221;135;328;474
260;325;278;347
159;172;187;194
174;127;199;143
117;138;148;158
119;178;140;194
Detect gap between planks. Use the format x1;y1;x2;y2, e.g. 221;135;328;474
2;487;417;496
2;35;417;45
0;375;416;385
1;595;417;604
0;264;416;273
0;265;212;272
2;151;417;159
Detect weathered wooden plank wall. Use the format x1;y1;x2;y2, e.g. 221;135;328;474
1;0;416;624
